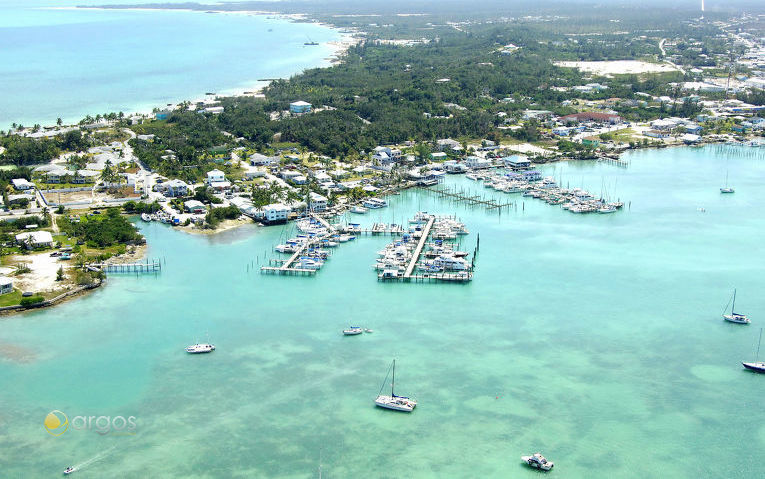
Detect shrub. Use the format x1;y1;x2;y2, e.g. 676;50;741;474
20;295;44;307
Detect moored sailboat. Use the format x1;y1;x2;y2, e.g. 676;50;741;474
723;289;750;324
742;328;765;373
375;360;416;412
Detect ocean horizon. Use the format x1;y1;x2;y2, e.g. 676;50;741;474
0;0;341;129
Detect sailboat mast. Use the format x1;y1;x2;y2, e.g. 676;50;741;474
756;328;763;363
732;289;737;313
391;360;395;396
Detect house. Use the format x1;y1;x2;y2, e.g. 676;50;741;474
262;203;290;224
561;112;622;124
437;138;461;151
163;179;189;198
15;231;53;249
206;169;225;184
244;170;266;180
314;171;332;184
184;200;207;214
292;175;308;185
11;178;33;191
430;152;448;161
249;153;279;166
0;276;12;295
552;127;570;136
72;170;99;184
289;101;312;114
464;156;491;169
650;119;678;131
644;129;671;138
503;155;531;170
309;192;328;212
329;169;350;180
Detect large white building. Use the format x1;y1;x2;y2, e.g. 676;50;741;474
16;231;53;249
262;203;290;223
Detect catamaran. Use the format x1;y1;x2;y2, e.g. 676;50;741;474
720;170;735;194
723;289;750;324
742;328;765;373
375;360;417;412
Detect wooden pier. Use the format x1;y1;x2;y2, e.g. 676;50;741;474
425;186;514;210
260;214;335;275
87;260;161;274
403;216;435;278
597;156;629;168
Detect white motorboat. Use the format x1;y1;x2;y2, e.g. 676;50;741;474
598;205;617;214
375;360;416;412
275;244;298;253
743;328;765;373
297;257;323;270
522;453;554;471
140;213;152;222
64;466;75;475
350;206;367;214
343;327;363;335
364;328;374;333
466;173;478;180
723;289;750;324
185;343;215;354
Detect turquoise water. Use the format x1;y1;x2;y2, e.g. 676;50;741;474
1;145;765;477
0;0;340;128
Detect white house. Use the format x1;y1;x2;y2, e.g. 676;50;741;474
206;169;225;184
263;203;290;223
465;156;491;169
503;155;531;170
15;231;53;249
163;179;189;197
309;192;328;212
250;153;279;166
11;178;33;190
184;200;207;214
0;276;13;295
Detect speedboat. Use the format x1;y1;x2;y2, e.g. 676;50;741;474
185;343;215;354
343;327;363;335
140;213;152;222
522;453;554;471
64;466;75;475
350;206;367;214
364;328;374;333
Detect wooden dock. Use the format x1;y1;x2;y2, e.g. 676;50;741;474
87;261;161;274
425;186;514;210
261;214;336;275
403;216;435;278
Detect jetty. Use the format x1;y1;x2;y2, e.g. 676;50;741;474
86;260;161;274
404;216;434;278
260;214;335;275
425;185;514;211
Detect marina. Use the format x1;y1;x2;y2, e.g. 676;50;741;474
3;146;765;478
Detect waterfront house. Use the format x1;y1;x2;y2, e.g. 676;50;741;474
206;169;225;184
0;276;12;295
15;231;53;249
309;192;328;212
644;130;671;139
184;200;207;214
289;101;312;114
503;155;531;170
11;178;33;191
465;156;491;169
262;203;290;224
163;179;189;198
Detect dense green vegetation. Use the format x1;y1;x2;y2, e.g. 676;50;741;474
205;205;240;228
59;208;142;247
0;130;90;166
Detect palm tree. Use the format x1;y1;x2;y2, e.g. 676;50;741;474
56;118;63;126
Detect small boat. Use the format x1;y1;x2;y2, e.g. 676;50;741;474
723;289;750;324
350;206;367;214
141;213;152;222
742;328;765;373
64;466;75;475
185;343;215;354
522;453;554;471
343;327;363;335
598;205;617;214
364;328;374;333
375;360;416;412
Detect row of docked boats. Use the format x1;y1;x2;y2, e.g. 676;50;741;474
141;211;181;225
481;173;623;214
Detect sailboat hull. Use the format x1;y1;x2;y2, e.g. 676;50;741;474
375;395;416;412
723;314;750;324
742;362;765;373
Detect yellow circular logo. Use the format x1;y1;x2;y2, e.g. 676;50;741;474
44;410;69;436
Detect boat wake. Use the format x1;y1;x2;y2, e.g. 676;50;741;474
70;445;117;472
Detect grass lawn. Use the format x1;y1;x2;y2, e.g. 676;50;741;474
0;290;22;307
